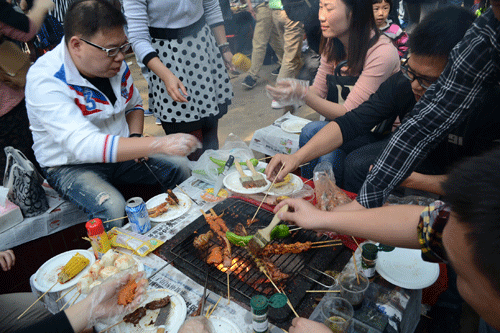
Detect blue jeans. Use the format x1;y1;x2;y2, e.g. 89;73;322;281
299;121;381;187
43;156;190;230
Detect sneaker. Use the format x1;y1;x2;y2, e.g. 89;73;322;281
271;66;281;76
271;100;285;109
242;75;257;89
143;109;154;117
155;118;161;125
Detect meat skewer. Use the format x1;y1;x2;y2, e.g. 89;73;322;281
145;296;171;310
193;230;214;250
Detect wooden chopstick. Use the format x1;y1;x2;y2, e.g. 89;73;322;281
56;285;77;302
98;319;124;333
17;281;58;320
250;163;286;222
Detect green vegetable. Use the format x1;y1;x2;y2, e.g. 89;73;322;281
226;231;253;247
271;224;290;239
210;157;258;168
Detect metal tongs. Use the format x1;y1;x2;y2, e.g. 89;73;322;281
200;270;210;315
299;266;338;289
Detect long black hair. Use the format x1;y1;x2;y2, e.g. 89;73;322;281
319;0;379;75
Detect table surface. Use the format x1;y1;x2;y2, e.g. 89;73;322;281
32;175;420;333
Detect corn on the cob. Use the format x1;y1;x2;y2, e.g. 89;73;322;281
58;252;90;283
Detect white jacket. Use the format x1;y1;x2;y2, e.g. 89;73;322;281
26;41;144;168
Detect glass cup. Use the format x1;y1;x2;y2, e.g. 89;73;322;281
338;271;370;310
320;297;354;333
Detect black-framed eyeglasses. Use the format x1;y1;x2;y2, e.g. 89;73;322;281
401;58;438;90
80;38;131;57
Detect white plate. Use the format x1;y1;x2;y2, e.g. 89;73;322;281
376;247;440;289
114;289;187;333
223;170;271;195
280;118;311;134
210;316;242;333
146;192;191;222
266;173;304;196
33;250;95;293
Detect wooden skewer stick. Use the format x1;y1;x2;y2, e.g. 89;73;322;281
175;185;196;204
288;227;302;232
311;244;342;249
311;239;342;245
351;236;361;249
18;281;58;319
298;162;310;168
306;290;341;293
70;292;81;307
227;272;230;305
303;177;313;184
207;296;223;318
250;163;286;222
205;305;212;318
262;271;299;318
258;156;273;161
352;253;361;285
56;285;77;302
103;216;128;224
60;290;80;311
98;319;124;333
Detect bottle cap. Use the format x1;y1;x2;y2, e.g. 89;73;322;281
86;218;105;236
362;243;378;260
250;295;268;315
268;293;288;309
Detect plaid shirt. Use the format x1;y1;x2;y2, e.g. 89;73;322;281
417;201;450;263
357;9;500;208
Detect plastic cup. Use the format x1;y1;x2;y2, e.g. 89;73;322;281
320;297;354;333
338;271;370;310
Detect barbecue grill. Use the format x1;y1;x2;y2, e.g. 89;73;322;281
157;198;346;328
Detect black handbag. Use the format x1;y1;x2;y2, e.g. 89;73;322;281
3;147;49;217
326;60;395;135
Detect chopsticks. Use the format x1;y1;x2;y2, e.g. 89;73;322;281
205;295;223;319
17;281;58;320
250;163;286;222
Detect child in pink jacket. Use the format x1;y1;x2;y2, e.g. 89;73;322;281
373;0;409;58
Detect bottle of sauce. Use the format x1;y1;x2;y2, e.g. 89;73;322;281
361;243;378;279
86;218;111;259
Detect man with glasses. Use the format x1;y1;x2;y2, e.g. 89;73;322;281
266;7;500;196
25;0;201;230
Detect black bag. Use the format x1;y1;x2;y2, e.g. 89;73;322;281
282;0;318;23
326;60;395;135
33;15;64;51
3;147;49;217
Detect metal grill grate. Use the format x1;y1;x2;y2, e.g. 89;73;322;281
158;198;344;326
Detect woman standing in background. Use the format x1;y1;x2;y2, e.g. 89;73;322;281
0;0;54;175
124;0;234;159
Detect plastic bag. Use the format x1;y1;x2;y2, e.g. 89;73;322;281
313;162;352;211
189;133;254;184
178;316;216;333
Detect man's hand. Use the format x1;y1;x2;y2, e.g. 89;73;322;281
151;134;202;156
274;198;329;231
0;250;15;271
265;154;300;182
289;317;332;333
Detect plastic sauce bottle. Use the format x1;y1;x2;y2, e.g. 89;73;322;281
86;218;111;259
361;243;378;279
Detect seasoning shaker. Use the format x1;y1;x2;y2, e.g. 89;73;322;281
250;293;288;333
361;243;378;279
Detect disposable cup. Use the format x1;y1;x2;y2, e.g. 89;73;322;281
320;297;354;333
338;271;369;310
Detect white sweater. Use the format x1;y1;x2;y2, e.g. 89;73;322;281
124;0;224;64
25;41;144;168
